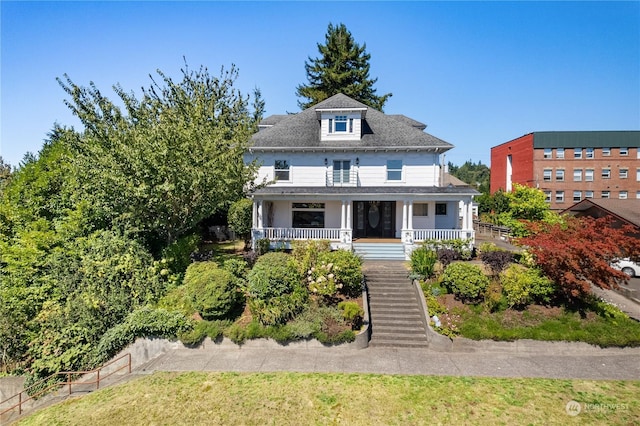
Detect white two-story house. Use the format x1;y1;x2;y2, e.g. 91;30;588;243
245;93;479;259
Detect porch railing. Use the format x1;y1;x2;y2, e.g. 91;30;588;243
412;229;474;242
263;227;341;241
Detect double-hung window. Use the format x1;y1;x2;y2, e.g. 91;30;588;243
556;148;565;159
573;169;582;182
620;147;628;156
585;169;594;182
555;169;564;181
585;148;594;159
619;169;628;179
573;191;582;202
585;190;594;199
555;191;564;203
333;160;351;184
602;168;611;179
602;147;611;156
386;160;402;181
602;190;610;199
543;169;552;182
619;191;628;200
274;160;290;181
574;148;582;159
543;148;552;159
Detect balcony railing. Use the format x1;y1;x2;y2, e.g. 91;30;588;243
325;169;359;187
263;227;342;241
412;229;474;242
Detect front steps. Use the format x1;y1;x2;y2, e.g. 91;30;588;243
364;261;429;348
353;242;405;260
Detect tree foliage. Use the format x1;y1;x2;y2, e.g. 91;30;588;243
517;216;640;301
296;23;392;110
482;183;560;237
57;62;262;248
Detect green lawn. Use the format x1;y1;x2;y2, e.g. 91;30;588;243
17;372;640;425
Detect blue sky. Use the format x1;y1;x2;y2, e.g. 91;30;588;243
2;1;639;168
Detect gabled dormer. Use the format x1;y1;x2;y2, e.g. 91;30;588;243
316;107;367;142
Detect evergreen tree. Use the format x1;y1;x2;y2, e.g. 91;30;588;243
296;23;392;110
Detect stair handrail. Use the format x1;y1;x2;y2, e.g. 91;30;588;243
0;353;131;418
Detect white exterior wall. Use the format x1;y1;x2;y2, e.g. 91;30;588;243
247;151;442;188
324;201;342;228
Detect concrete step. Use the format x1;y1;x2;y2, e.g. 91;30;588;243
369;339;429;348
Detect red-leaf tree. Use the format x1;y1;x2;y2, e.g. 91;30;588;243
516;216;640;300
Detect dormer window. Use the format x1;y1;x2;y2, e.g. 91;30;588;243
328;115;354;134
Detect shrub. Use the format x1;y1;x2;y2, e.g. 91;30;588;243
441;262;490;302
425;238;473;260
500;264;557;307
480;250;514;276
184;262;243;320
161;233;200;277
410;246;438;279
484;281;507;312
91;307;191;366
317;249;363;297
291;239;332;275
437;248;459;269
256;238;271;255
338;301;364;330
246;252;307;325
178;320;228;346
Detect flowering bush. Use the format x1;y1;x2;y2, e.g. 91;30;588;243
307;261;341;296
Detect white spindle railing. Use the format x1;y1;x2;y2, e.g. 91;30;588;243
264;228;341;241
412;229;474;242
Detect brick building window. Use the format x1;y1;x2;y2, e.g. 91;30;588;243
573;191;582;202
620;147;628;156
555;191;564;203
543;148;552;159
601;191;610;199
585;169;594;182
602;147;611;156
574;148;582;159
601;168;611;179
585;148;594;159
543;169;552;182
619;191;628;199
619;169;628;179
573;169;582;181
544;191;551;203
555;169;565;181
556;148;564;159
585;190;594;199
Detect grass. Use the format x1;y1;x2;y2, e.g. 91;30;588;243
453;304;640;347
16;372;640;425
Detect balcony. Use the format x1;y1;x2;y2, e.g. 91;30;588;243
326;168;359;187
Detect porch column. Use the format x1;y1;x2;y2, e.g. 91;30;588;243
402;201;408;230
256;200;263;229
341;200;347;229
252;200;258;229
346;201;352;229
407;200;414;230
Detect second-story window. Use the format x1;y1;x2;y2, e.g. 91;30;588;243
556;148;565;159
573;169;582;182
386;160;403;181
574;148;582;159
620;169;628;179
274;160;290;181
602;168;611;179
333;160;351;184
543;148;552;159
555;169;565;181
585;169;594;181
620;147;629;156
602;147;611;156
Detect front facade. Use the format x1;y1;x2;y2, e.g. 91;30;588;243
244;94;478;259
490;131;640;210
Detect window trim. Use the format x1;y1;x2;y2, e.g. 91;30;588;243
620;147;629;156
555;169;565;182
543;148;552;159
602;168;611;179
435;203;447;215
573;169;582;182
556;148;565;159
386;159;403;181
619;169;628;179
555;190;565;203
585;169;594;182
574;148;582;159
602;147;611;156
543;168;552;182
585;148;594;159
291;202;326;229
332;159;352;184
274;159;290;181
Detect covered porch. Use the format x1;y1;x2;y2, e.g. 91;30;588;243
250;188;476;258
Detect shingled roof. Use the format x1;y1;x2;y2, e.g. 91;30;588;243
251;93;453;151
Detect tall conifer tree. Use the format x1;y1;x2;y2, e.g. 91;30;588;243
296;23;392;110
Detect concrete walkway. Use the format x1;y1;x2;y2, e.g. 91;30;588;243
134;338;640;381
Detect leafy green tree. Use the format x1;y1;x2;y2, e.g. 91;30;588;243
448;160;490;193
296;23;392;110
57;62;262;249
227;198;253;249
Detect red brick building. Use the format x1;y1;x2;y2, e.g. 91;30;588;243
490;131;640;210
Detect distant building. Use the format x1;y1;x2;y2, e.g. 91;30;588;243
490;131;640;210
562;198;640;237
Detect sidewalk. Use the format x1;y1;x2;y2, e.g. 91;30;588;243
133;338;640;381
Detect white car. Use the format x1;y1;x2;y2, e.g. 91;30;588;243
613;259;640;278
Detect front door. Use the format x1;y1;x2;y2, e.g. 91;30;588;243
353;201;395;238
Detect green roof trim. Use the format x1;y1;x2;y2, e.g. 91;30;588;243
533;131;640;149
